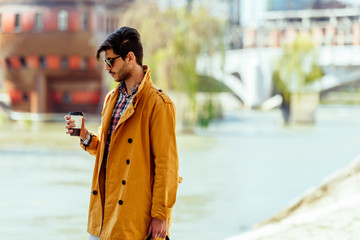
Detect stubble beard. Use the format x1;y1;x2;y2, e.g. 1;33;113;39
114;69;132;83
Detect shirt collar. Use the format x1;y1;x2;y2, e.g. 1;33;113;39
118;80;141;96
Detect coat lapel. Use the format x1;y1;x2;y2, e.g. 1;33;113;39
117;102;135;126
113;67;152;129
101;89;119;141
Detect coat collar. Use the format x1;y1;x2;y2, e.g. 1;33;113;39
134;65;152;100
105;66;152;128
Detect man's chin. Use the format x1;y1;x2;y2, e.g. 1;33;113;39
114;78;125;83
112;76;122;82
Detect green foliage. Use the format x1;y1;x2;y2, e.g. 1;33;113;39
198;97;214;127
197;75;231;93
120;1;225;129
274;32;324;102
197;95;222;128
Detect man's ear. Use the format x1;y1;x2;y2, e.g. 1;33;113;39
127;51;136;63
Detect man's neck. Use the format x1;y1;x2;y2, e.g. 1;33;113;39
124;65;145;95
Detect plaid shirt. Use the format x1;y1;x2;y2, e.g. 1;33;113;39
81;81;141;153
108;81;140;137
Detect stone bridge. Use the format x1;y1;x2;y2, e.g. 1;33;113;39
197;46;360;108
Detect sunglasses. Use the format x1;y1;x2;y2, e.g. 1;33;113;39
104;55;122;68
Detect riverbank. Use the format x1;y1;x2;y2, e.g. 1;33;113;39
227;154;360;240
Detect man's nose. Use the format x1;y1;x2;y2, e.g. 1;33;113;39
105;64;111;71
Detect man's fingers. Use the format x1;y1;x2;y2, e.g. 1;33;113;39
159;231;166;239
82;117;86;128
150;229;158;239
148;218;167;239
66;129;73;134
64;115;77;135
65;120;75;128
65;123;75;127
65;118;75;131
65;124;75;130
147;225;152;236
65;120;75;130
153;230;165;239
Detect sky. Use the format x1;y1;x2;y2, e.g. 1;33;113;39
241;0;268;27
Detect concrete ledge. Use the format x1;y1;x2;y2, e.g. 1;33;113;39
226;155;360;240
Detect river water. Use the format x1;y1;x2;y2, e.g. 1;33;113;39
0;105;360;240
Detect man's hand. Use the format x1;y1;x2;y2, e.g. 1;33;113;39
147;218;167;239
64;115;88;140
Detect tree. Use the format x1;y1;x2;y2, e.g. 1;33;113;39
120;1;225;130
273;32;323;124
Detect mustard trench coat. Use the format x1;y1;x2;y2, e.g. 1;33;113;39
80;68;179;240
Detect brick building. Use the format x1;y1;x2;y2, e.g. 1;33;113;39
0;0;132;114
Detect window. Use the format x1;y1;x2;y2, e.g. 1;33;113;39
61;56;68;69
80;57;86;69
19;56;27;68
82;13;89;31
35;13;43;31
63;92;71;103
23;92;29;102
39;56;46;69
5;58;11;69
15;14;21;32
58;10;68;31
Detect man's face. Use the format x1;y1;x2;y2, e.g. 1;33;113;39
104;49;131;83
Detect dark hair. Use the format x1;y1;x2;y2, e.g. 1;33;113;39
96;27;143;66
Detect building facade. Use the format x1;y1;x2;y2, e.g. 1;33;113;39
242;6;360;49
0;0;132;114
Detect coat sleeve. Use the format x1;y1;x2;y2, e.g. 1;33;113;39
149;99;179;221
79;91;112;157
80;131;100;156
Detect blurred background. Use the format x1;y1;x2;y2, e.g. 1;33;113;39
0;0;360;239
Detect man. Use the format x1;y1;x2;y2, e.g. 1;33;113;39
65;27;179;240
